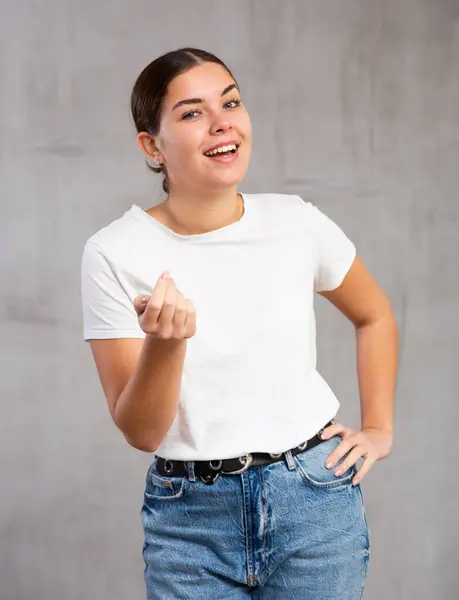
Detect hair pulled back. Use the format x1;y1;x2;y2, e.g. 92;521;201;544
130;47;237;193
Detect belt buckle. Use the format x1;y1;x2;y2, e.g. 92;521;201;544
199;459;223;485
223;454;253;476
200;472;220;485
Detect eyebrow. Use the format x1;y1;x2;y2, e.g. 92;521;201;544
172;83;239;111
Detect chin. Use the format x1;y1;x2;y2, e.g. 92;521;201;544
212;166;248;189
209;176;245;191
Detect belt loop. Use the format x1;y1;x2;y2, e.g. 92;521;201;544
185;461;196;482
284;450;296;471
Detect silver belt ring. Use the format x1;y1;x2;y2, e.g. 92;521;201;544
223;454;253;475
296;440;308;451
269;452;284;459
163;459;174;474
209;460;223;471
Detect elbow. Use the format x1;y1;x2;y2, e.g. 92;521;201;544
115;416;160;453
356;303;397;330
124;433;158;453
113;406;159;453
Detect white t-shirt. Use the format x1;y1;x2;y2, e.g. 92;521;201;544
81;193;356;460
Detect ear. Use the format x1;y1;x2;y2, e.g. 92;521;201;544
136;132;164;164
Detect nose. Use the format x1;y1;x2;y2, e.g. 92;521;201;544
209;115;232;135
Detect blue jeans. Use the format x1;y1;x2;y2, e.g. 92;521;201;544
141;435;370;599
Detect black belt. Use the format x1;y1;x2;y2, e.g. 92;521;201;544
156;419;334;484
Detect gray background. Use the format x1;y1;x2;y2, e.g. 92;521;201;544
1;1;458;598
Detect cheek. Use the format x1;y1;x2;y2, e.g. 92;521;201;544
164;138;200;171
239;110;252;140
162;122;202;158
240;121;252;160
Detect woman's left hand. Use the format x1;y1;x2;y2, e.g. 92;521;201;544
320;423;393;486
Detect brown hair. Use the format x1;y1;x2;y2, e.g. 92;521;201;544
130;47;238;193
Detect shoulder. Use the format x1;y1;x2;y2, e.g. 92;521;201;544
82;205;151;269
85;205;141;250
245;191;305;208
244;191;321;227
244;191;315;217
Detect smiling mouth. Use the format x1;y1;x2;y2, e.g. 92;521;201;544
204;143;239;157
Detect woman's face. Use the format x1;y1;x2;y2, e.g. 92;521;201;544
150;62;252;192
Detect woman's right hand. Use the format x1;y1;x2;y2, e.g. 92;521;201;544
133;272;197;340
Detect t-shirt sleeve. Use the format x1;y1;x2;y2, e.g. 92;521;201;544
309;203;357;293
80;241;145;341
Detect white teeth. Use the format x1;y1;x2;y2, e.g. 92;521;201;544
205;144;237;156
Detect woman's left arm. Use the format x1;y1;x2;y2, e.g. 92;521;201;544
318;254;399;485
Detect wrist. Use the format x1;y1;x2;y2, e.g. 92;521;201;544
362;425;393;436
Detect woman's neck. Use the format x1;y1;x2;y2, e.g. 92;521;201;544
156;188;244;235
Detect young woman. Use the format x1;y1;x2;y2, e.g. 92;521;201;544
81;47;398;599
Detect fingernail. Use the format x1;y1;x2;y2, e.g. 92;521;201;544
140;296;149;304
335;468;343;476
326;461;333;469
353;478;360;486
161;271;170;279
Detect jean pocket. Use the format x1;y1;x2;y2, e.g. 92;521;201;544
294;435;356;490
144;460;187;501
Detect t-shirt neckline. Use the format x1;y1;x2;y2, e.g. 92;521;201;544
130;192;249;242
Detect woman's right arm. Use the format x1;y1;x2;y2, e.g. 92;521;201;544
85;268;197;453
90;335;188;452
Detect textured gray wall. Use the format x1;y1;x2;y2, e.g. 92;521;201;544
2;1;458;599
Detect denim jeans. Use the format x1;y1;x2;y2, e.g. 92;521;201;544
141;435;370;599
